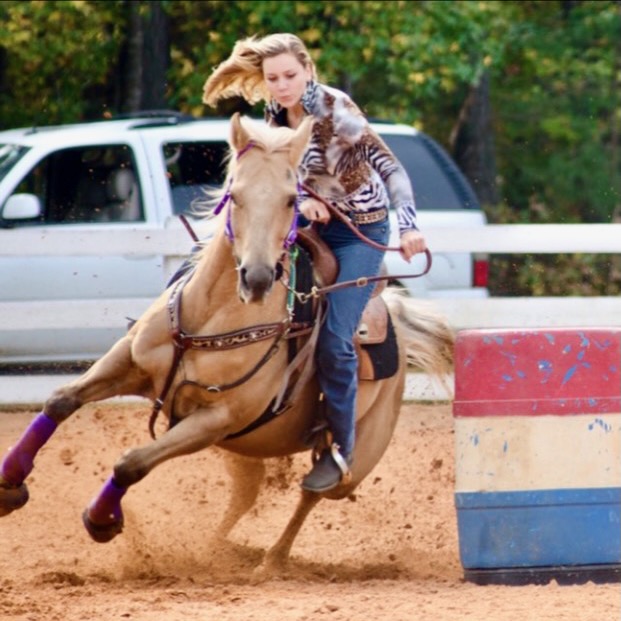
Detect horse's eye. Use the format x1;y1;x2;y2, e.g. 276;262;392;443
287;197;296;209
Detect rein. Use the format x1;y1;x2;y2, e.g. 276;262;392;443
178;179;432;303
293;183;433;301
178;140;432;298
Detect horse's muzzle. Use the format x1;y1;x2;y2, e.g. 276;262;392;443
238;263;275;303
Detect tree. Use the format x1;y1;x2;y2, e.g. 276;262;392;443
119;1;170;113
1;0;620;296
450;70;500;206
491;0;621;223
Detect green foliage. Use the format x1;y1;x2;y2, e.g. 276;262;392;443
490;0;621;225
0;0;619;295
490;253;621;296
170;1;517;131
0;1;124;126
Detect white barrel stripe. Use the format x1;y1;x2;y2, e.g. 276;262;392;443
455;413;621;492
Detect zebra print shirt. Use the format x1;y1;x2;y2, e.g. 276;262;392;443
265;80;419;234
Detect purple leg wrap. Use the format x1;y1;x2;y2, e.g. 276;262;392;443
0;413;57;486
87;477;127;525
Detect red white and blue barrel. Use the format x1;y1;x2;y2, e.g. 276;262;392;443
453;328;621;585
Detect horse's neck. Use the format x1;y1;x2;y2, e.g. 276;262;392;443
180;233;287;332
185;233;238;302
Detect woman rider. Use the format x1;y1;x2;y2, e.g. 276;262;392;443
201;33;427;492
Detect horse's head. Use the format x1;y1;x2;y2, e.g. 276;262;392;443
224;113;313;304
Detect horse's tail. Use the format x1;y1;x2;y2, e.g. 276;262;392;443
382;286;455;397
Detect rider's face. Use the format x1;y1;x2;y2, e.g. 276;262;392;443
262;53;311;110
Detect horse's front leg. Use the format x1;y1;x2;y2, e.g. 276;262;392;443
0;337;144;517
83;404;232;543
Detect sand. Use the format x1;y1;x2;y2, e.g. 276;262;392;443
0;401;618;620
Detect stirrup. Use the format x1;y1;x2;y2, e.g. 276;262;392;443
330;443;352;485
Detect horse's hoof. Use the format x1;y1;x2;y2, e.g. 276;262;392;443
251;552;287;583
0;482;29;517
82;509;124;543
250;564;272;585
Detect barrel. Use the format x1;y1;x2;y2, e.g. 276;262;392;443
453;328;621;585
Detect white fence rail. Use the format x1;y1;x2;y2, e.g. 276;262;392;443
2;223;621;331
2;223;621;404
2;223;621;255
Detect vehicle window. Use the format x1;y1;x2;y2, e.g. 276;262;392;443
8;144;143;225
381;134;477;211
0;143;29;183
163;142;229;215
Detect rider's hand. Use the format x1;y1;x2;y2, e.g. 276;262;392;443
399;229;427;262
299;198;331;224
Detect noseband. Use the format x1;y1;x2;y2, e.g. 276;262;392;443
213;141;301;250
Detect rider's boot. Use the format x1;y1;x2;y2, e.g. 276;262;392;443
300;443;352;493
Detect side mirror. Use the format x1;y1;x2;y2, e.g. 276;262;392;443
2;193;42;220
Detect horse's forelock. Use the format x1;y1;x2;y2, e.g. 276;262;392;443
236;117;297;155
191;119;297;221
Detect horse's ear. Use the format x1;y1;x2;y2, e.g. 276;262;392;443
230;112;251;154
288;116;314;168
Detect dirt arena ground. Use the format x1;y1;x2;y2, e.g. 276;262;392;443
0;401;619;620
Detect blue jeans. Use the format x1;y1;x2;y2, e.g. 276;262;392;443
315;217;390;457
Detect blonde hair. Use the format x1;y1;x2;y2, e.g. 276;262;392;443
203;33;317;107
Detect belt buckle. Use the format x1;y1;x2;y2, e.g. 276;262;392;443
354;208;385;226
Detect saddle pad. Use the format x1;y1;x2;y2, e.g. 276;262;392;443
357;310;399;381
356;295;388;345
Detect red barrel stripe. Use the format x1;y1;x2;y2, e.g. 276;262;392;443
454;329;621;417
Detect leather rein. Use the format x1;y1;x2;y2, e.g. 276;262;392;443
296;183;432;300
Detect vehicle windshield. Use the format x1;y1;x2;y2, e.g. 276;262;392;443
0;143;29;182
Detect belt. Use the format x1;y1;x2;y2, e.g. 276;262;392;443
349;207;388;226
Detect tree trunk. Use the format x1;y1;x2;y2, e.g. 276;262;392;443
141;2;169;110
120;1;169;114
122;1;144;113
449;71;499;207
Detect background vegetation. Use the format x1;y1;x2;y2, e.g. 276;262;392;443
1;0;619;295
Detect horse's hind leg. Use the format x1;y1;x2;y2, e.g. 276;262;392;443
256;382;403;577
214;453;266;541
215;454;321;578
0;337;141;517
254;490;322;579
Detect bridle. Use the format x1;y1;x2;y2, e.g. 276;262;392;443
212;141;300;251
149;142;307;439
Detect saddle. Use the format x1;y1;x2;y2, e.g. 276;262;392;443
295;227;398;382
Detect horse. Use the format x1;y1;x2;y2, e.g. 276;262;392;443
0;113;454;577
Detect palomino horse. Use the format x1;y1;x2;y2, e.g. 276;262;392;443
0;114;453;576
